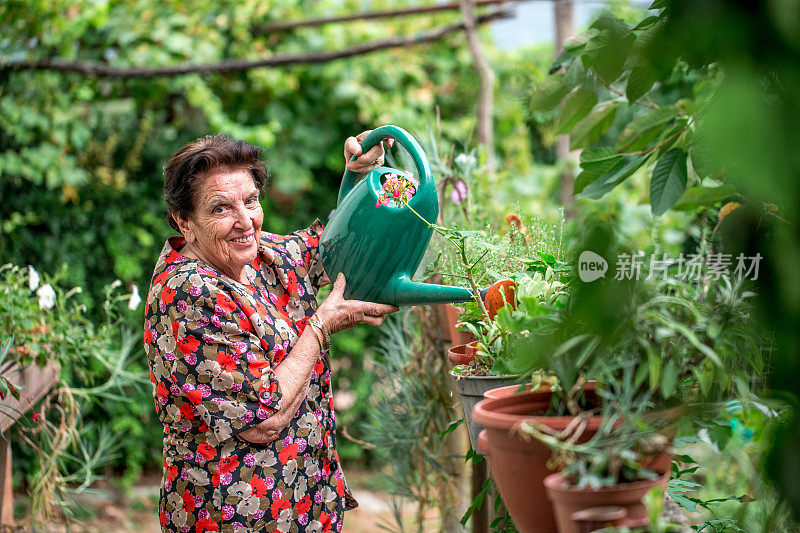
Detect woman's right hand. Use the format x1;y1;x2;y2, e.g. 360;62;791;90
314;273;398;334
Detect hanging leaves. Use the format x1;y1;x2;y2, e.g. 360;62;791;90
530;73;569;112
570;102;620;150
556;86;598;135
580;16;636;85
615;105;680;152
650;148;688;216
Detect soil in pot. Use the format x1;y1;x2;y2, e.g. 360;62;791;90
544;470;670;533
472;385;603;533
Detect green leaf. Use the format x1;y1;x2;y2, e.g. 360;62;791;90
579;146;621;164
439;418;463;438
580;153;649;199
647;346;661;390
672;185;736;210
633;15;660;30
650;148;688;216
649;0;668;9
688;142;718;178
662;360;678;399
626;65;658;102
556;86;598;135
570;103;619;150
531;74;569;112
616;105;680;152
581;16;636;84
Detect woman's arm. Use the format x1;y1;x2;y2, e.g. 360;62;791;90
238;273;397;444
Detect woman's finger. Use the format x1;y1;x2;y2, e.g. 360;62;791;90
361;143;385;163
355;130;372;142
359;302;399;317
330;273;346;298
361;315;386;327
344;136;363;161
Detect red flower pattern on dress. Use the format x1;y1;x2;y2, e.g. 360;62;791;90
162;286;176;304
197;442;216;461
270;497;291;519
195;516;219;532
177;334;200;355
251;474;269;498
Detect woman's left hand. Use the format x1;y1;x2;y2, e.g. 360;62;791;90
344;130;394;174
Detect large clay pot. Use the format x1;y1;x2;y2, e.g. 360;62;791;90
472;386;603;533
449;370;521;453
544;470;670;533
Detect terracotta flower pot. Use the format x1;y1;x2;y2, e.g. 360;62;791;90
464;339;479;360
437;304;474;346
472;386;603;533
449;370;521;453
447;343;473;366
543;470;670;533
483;382;533;400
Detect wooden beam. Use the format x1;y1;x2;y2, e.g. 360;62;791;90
0;438;12;526
0;11;511;79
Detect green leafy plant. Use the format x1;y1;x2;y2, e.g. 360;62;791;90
531;3;744;218
0;264;145;524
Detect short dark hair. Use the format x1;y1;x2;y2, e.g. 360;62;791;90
163;134;269;231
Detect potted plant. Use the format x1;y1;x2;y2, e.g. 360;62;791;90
472;234;763;533
536;374;674;532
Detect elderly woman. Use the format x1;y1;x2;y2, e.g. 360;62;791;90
144;132;398;533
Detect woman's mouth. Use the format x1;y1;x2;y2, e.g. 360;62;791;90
231;235;253;244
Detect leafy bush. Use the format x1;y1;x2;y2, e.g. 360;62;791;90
0;264;144;523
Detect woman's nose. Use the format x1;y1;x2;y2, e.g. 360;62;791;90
233;206;253;229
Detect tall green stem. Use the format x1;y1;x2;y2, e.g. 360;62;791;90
405;204;491;323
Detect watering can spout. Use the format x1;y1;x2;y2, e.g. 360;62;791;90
388;277;485;307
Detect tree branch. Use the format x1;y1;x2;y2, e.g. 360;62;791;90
252;0;524;34
0;11;511;79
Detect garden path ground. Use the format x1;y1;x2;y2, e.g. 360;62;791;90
28;470;435;532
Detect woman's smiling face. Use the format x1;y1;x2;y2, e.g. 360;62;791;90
176;168;263;283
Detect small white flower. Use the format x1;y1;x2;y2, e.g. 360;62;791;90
128;283;141;310
36;284;56;310
28;266;39;291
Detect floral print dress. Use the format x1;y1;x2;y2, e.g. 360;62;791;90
144;221;356;533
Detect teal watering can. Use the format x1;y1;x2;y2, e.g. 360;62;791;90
319;125;481;306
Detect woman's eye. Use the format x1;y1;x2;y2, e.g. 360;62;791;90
246;196;259;206
213;205;226;214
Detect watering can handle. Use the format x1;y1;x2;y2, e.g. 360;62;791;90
338;125;433;206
